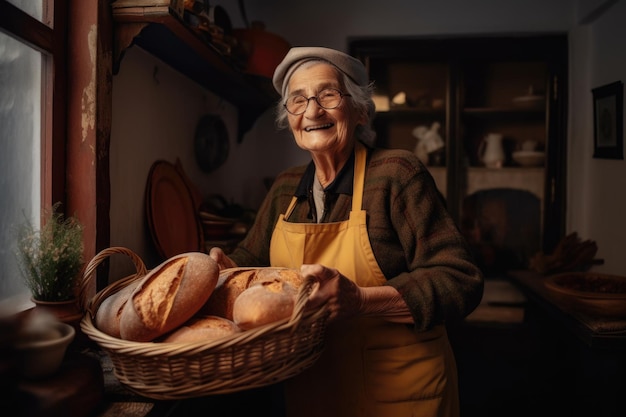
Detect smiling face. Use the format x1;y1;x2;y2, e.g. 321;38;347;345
285;62;365;156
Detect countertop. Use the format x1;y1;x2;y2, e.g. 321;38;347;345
464;278;527;324
507;269;626;350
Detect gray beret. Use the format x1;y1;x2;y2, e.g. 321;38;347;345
272;46;369;96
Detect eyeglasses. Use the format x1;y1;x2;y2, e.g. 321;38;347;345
284;88;351;115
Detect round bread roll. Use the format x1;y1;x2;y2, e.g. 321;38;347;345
119;252;220;342
95;280;139;338
199;268;258;320
162;315;240;343
233;278;298;330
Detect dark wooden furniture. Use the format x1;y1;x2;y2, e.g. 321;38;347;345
12;352;104;417
507;270;626;417
508;270;626;350
349;35;568;276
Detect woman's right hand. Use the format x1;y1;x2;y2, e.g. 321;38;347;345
208;247;238;270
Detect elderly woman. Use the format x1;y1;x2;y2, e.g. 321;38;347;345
210;46;483;417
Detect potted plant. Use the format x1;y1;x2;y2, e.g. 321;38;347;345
16;203;84;323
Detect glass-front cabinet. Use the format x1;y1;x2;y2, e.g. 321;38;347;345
350;35;567;277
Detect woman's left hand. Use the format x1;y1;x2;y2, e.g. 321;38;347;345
300;264;363;322
300;264;416;324
208;247;238;270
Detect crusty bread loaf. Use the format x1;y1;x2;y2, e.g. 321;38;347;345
95;280;139;338
162;315;240;343
198;268;257;320
232;278;298;330
119;252;219;342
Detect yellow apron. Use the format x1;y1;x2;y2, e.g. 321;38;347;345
270;142;459;417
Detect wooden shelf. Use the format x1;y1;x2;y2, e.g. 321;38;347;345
466;167;545;199
463;107;545;114
462;108;546;124
375;108;446;118
111;3;278;141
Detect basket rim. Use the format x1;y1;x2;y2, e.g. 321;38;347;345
80;302;328;355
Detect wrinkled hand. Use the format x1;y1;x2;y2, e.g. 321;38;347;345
300;264;363;322
208;247;238;270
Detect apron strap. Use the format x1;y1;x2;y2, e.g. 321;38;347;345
352;141;367;212
284;196;298;219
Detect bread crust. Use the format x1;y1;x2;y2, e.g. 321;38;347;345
95;280;139;338
251;267;304;289
199;268;257;320
162;315;240;343
233;278;298;330
119;252;219;342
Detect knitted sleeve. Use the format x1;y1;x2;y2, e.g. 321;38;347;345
366;149;484;331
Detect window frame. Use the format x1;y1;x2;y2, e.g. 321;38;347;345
0;0;68;214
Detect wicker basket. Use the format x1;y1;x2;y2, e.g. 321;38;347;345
79;247;328;400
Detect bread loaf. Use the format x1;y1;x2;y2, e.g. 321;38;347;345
119;252;219;342
199;268;257;320
95;280;139;338
233;278;298;330
162;315;240;343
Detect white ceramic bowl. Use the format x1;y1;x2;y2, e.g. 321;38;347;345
15;321;75;379
512;150;545;167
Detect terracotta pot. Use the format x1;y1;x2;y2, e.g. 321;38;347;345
31;297;90;349
31;298;83;325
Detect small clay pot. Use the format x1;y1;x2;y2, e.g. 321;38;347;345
15;321;75;379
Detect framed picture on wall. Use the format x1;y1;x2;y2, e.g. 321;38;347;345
592;81;623;159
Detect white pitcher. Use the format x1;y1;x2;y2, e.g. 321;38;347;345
478;133;505;168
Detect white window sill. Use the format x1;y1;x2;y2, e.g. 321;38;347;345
0;292;35;317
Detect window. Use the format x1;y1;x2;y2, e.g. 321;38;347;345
0;0;66;302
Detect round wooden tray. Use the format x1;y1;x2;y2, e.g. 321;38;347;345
544;272;626;317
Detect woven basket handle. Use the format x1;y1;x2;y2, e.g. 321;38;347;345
287;275;321;327
79;247;147;316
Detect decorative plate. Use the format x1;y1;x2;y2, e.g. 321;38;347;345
146;160;203;259
194;114;229;173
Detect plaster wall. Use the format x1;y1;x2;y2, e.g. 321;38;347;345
567;0;626;274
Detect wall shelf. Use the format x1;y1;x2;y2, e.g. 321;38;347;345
111;3;278;141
